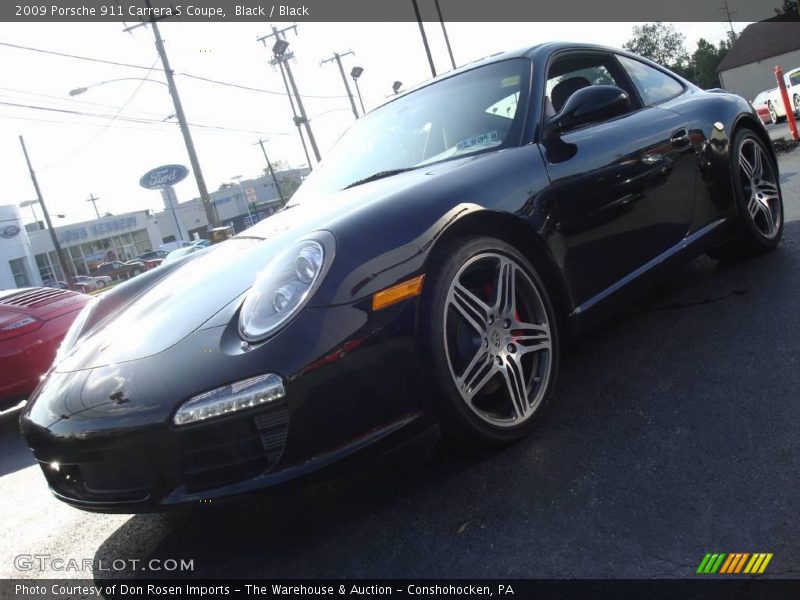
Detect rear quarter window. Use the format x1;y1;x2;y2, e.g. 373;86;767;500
617;55;684;106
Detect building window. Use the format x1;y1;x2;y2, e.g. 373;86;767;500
9;258;31;288
35;252;62;283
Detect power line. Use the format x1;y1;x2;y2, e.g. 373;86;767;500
43;57;160;168
0;40;354;100
0;85;169;118
0;40;163;70
0;99;294;135
180;73;351;99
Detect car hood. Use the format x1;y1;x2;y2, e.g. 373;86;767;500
56;157;474;373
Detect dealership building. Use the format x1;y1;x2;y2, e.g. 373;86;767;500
153;168;309;242
1;206;164;289
1;168;309;291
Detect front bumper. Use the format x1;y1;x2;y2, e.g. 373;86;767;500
20;299;435;512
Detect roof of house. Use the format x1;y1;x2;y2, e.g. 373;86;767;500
718;21;800;72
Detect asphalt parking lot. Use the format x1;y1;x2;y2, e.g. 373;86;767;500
2;147;799;581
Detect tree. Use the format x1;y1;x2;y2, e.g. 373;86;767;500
623;23;689;72
691;38;724;90
774;0;798;15
262;158;291;177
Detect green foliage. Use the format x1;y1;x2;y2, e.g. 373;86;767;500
624;23;740;90
623;23;690;71
775;0;798;15
279;178;301;200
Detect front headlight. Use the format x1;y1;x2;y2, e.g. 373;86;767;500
238;231;335;342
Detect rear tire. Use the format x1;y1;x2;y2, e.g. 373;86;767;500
420;236;560;448
707;129;783;260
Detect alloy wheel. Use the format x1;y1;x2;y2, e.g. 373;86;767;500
738;138;781;239
443;252;552;427
768;103;778;125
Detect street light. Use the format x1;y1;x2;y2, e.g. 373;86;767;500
350;66;366;115
69;64;219;230
68;77;169;97
272;39;290;56
19;199;40;230
392;81;403;95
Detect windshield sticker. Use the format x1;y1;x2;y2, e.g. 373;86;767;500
456;131;500;151
501;76;520;88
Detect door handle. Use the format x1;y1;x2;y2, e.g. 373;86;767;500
670;128;690;147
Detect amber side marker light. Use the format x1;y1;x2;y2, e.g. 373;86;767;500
372;275;425;311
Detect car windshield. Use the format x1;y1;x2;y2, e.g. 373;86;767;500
291;58;530;201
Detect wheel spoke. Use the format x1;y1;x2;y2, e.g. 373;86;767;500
449;281;490;337
758;180;779;199
461;351;496;400
512;320;552;354
739;147;756;179
748;195;760;219
496;259;516;316
752;147;764;179
759;202;776;236
501;354;529;420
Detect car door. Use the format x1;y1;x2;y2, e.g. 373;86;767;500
540;50;696;307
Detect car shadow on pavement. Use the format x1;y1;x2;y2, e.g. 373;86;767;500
92;221;800;579
0;410;34;477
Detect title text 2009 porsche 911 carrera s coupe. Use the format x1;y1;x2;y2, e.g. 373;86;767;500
22;42;783;512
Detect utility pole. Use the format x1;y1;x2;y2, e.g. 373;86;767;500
410;0;436;77
257;139;286;204
434;0;457;70
720;1;736;40
275;58;313;170
321;51;359;119
19;136;75;290
259;25;322;163
87;193;101;219
124;0;219;228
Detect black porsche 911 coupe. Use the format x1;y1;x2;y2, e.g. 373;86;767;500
22;42;783;512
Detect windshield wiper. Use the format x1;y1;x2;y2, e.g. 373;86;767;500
343;167;417;190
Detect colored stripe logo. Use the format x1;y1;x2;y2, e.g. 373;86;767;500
696;553;773;574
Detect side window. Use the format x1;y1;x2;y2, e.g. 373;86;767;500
789;71;800;87
545;54;634;118
617;55;684;105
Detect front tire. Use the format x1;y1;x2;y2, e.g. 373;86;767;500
421;236;560;447
707;129;783;260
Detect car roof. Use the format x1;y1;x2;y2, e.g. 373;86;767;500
380;41;672;106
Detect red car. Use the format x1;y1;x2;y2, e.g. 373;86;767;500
0;287;91;413
752;90;776;125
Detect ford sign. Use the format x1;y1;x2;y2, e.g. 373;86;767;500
139;164;189;190
1;224;21;239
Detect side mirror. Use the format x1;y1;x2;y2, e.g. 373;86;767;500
547;85;631;136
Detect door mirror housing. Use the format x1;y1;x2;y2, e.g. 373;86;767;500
546;85;631;137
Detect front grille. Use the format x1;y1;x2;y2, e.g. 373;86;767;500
179;402;288;492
